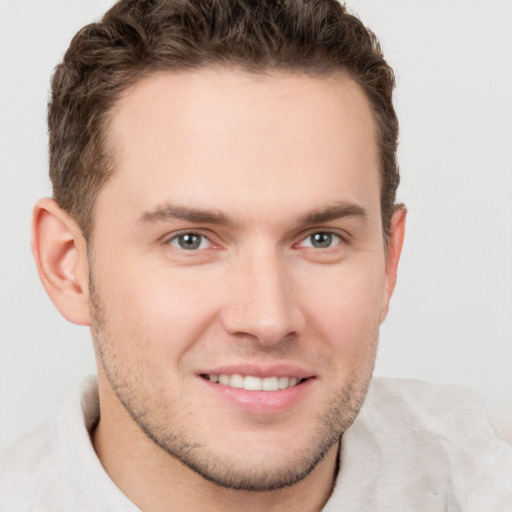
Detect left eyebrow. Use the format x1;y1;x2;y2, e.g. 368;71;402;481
298;202;368;226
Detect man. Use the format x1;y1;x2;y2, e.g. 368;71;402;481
0;0;510;510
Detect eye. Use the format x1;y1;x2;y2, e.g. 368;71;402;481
168;232;211;250
299;231;342;249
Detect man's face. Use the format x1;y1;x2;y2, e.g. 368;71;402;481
88;69;398;490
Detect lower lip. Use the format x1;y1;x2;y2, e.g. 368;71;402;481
200;377;314;415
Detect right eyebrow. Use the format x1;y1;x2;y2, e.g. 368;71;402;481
138;203;231;226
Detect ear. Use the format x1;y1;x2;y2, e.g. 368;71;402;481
379;206;407;323
32;198;91;325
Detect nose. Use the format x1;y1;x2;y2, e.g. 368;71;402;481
221;247;305;346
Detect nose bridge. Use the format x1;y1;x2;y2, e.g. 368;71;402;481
222;242;301;344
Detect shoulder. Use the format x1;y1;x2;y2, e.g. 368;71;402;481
0;377;98;511
0;419;65;511
0;376;139;512
362;377;494;434
336;377;512;511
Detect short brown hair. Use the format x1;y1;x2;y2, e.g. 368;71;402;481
49;0;399;240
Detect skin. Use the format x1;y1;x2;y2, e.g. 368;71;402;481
32;69;405;512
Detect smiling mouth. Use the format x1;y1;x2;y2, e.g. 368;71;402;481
200;374;308;391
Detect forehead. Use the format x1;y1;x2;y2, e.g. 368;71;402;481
102;68;380;224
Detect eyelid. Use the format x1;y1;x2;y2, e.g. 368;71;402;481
164;229;216;250
161;227;349;251
295;228;348;248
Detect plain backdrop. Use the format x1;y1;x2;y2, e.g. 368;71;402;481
1;0;511;456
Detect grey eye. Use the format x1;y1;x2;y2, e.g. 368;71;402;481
311;232;333;248
169;233;210;250
300;232;341;249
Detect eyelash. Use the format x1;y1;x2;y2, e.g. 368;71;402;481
297;231;344;250
166;229;346;252
167;231;213;251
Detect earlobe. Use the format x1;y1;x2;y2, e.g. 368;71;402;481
32;198;91;326
380;206;407;323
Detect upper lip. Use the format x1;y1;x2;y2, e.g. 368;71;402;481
198;364;315;380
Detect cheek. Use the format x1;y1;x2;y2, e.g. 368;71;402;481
299;261;385;354
94;259;221;363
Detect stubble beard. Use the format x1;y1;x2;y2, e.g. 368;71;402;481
88;277;377;492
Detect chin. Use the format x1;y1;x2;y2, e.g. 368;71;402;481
167;436;339;492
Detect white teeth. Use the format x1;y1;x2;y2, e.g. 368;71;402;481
229;374;244;388
207;374;302;391
244;375;262;391
278;376;290;389
262;376;279;391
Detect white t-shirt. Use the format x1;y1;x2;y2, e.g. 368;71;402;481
1;376;511;511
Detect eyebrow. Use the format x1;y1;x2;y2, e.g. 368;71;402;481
298;202;368;225
139;204;230;225
138;201;367;227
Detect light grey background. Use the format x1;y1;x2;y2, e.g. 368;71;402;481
1;0;511;455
